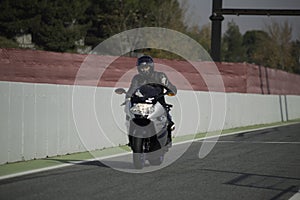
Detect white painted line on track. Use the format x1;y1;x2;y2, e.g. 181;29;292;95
0;122;299;180
0;152;131;181
200;141;300;144
289;190;300;200
0;163;74;181
174;121;300;146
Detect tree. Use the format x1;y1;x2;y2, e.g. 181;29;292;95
186;23;211;53
0;36;18;48
85;0;187;50
140;0;188;58
266;21;294;71
243;30;269;64
222;20;246;62
249;21;294;72
149;0;186;32
0;0;91;52
84;0;109;46
0;0;41;38
0;0;188;56
290;39;300;74
34;0;91;52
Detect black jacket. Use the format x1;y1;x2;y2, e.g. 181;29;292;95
126;71;177;98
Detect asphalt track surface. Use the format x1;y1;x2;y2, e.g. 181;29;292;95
0;123;299;200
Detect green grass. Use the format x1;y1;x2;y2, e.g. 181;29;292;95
0;148;129;177
1;119;299;177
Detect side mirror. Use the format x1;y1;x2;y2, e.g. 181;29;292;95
114;88;126;95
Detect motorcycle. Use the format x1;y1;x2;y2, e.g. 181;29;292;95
115;83;175;169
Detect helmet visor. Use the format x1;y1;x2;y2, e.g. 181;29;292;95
138;62;153;75
139;65;151;73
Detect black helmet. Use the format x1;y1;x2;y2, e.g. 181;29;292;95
136;55;154;76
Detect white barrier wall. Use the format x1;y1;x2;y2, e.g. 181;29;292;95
0;82;86;163
0;81;300;164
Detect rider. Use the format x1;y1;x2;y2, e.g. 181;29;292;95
126;55;177;144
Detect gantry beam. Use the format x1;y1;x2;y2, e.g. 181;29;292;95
210;0;300;62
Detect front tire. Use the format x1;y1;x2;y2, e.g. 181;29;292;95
132;137;144;169
133;153;144;169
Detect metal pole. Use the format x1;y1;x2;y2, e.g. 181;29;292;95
210;0;224;62
209;0;300;62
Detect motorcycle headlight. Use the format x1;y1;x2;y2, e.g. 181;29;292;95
130;103;155;116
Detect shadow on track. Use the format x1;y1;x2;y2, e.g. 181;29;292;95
202;168;300;200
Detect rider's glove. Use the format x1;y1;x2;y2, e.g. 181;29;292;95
167;92;175;96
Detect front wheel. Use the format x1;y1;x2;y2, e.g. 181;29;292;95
133;153;145;169
132;137;144;169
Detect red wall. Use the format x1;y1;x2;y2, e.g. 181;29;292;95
1;48;300;95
